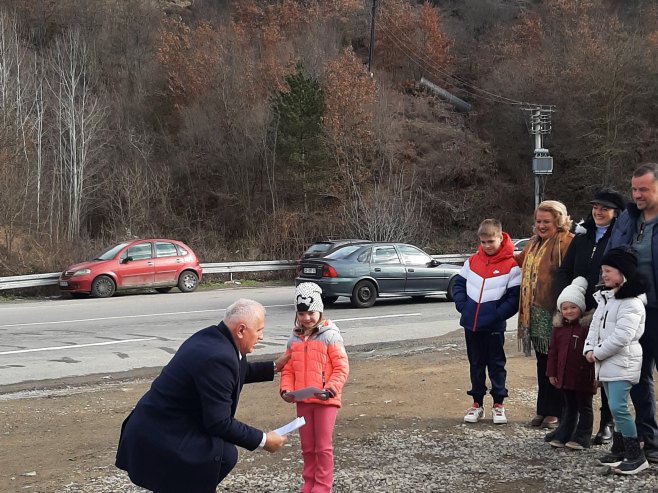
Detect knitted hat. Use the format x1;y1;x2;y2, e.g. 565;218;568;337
556;276;588;313
601;246;638;280
295;282;324;312
589;189;626;211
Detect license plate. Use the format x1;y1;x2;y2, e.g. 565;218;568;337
59;281;68;287
303;267;315;274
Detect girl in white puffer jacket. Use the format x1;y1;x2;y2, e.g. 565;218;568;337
584;247;648;475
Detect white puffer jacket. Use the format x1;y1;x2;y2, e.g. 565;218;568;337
583;284;647;384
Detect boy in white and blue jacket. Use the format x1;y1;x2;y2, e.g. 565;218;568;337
452;219;521;424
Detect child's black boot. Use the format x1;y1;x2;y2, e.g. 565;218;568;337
613;437;649;475
598;431;624;467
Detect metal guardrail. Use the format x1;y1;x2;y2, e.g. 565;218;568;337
0;255;469;292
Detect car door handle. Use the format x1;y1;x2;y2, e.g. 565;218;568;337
374;267;381;272
176;259;183;263
407;268;414;272
147;262;154;266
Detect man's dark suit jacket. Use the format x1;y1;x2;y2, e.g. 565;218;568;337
115;322;274;493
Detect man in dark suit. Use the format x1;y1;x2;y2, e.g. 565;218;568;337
115;298;288;493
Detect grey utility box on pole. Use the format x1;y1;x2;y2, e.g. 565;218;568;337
533;148;553;174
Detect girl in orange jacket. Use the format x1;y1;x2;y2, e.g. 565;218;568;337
281;282;349;493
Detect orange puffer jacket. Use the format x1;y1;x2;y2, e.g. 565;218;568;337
280;319;349;407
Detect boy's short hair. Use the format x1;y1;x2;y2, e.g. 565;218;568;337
478;219;503;237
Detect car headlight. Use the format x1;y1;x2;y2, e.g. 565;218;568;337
71;269;91;277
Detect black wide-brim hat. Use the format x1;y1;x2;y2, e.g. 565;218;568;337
589;189;626;210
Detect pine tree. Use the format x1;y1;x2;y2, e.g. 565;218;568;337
271;62;331;212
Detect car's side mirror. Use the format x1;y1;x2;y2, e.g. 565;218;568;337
122;256;133;264
430;259;440;267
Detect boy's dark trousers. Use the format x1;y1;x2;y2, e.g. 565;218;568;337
630;307;658;460
553;389;593;446
464;330;508;405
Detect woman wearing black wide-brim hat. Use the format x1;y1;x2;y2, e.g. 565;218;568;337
554;188;627;445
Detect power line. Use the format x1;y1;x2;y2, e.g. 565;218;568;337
375;7;548;107
376;22;512;105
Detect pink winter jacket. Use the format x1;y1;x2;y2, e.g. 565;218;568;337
280;319;349;407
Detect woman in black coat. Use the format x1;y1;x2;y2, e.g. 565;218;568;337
554;189;626;444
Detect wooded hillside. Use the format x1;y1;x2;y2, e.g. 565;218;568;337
1;0;657;273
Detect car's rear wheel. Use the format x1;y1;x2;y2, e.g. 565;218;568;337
91;275;116;298
351;280;377;308
155;287;173;294
322;295;338;305
178;271;199;293
445;276;457;302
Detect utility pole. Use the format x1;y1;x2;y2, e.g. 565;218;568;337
522;106;555;208
367;0;377;75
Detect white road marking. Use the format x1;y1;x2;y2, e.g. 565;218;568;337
0;337;158;355
0;304;295;329
333;313;421;322
0;311;420;356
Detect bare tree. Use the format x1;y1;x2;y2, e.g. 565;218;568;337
342;165;425;243
48;28;106;240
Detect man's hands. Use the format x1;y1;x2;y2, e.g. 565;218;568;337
274;352;290;374
263;431;286;452
549;376;558;387
585;351;596;364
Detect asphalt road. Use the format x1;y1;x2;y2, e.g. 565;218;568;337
0;286;473;389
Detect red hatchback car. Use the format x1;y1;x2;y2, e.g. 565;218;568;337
59;239;203;298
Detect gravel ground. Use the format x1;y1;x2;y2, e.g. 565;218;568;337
7;332;658;493
55;390;658;492
58;421;658;493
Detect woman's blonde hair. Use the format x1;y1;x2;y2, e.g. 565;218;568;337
535;200;572;233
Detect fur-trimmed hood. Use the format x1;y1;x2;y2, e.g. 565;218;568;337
575;215;616;240
552;309;594;329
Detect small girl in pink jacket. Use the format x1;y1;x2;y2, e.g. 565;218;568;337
280;282;349;493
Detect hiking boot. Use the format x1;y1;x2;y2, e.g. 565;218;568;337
614;437;649;475
464;403;484;423
492;404;507;424
598;432;624;467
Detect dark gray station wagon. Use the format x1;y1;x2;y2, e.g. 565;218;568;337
295;242;461;308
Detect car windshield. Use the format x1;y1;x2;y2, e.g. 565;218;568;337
96;242;130;260
325;245;362;259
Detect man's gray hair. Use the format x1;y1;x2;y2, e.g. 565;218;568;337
224;299;265;325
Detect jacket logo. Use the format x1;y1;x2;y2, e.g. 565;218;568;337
493;269;500;275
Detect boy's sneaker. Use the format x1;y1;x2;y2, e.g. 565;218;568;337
464;403;484;423
492;404;507;424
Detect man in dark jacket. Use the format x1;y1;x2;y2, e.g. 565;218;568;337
115;299;288;493
607;163;658;463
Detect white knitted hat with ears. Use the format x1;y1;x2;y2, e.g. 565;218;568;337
295;282;324;313
556;276;588;313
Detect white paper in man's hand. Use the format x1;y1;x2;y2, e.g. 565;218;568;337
274;416;306;436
